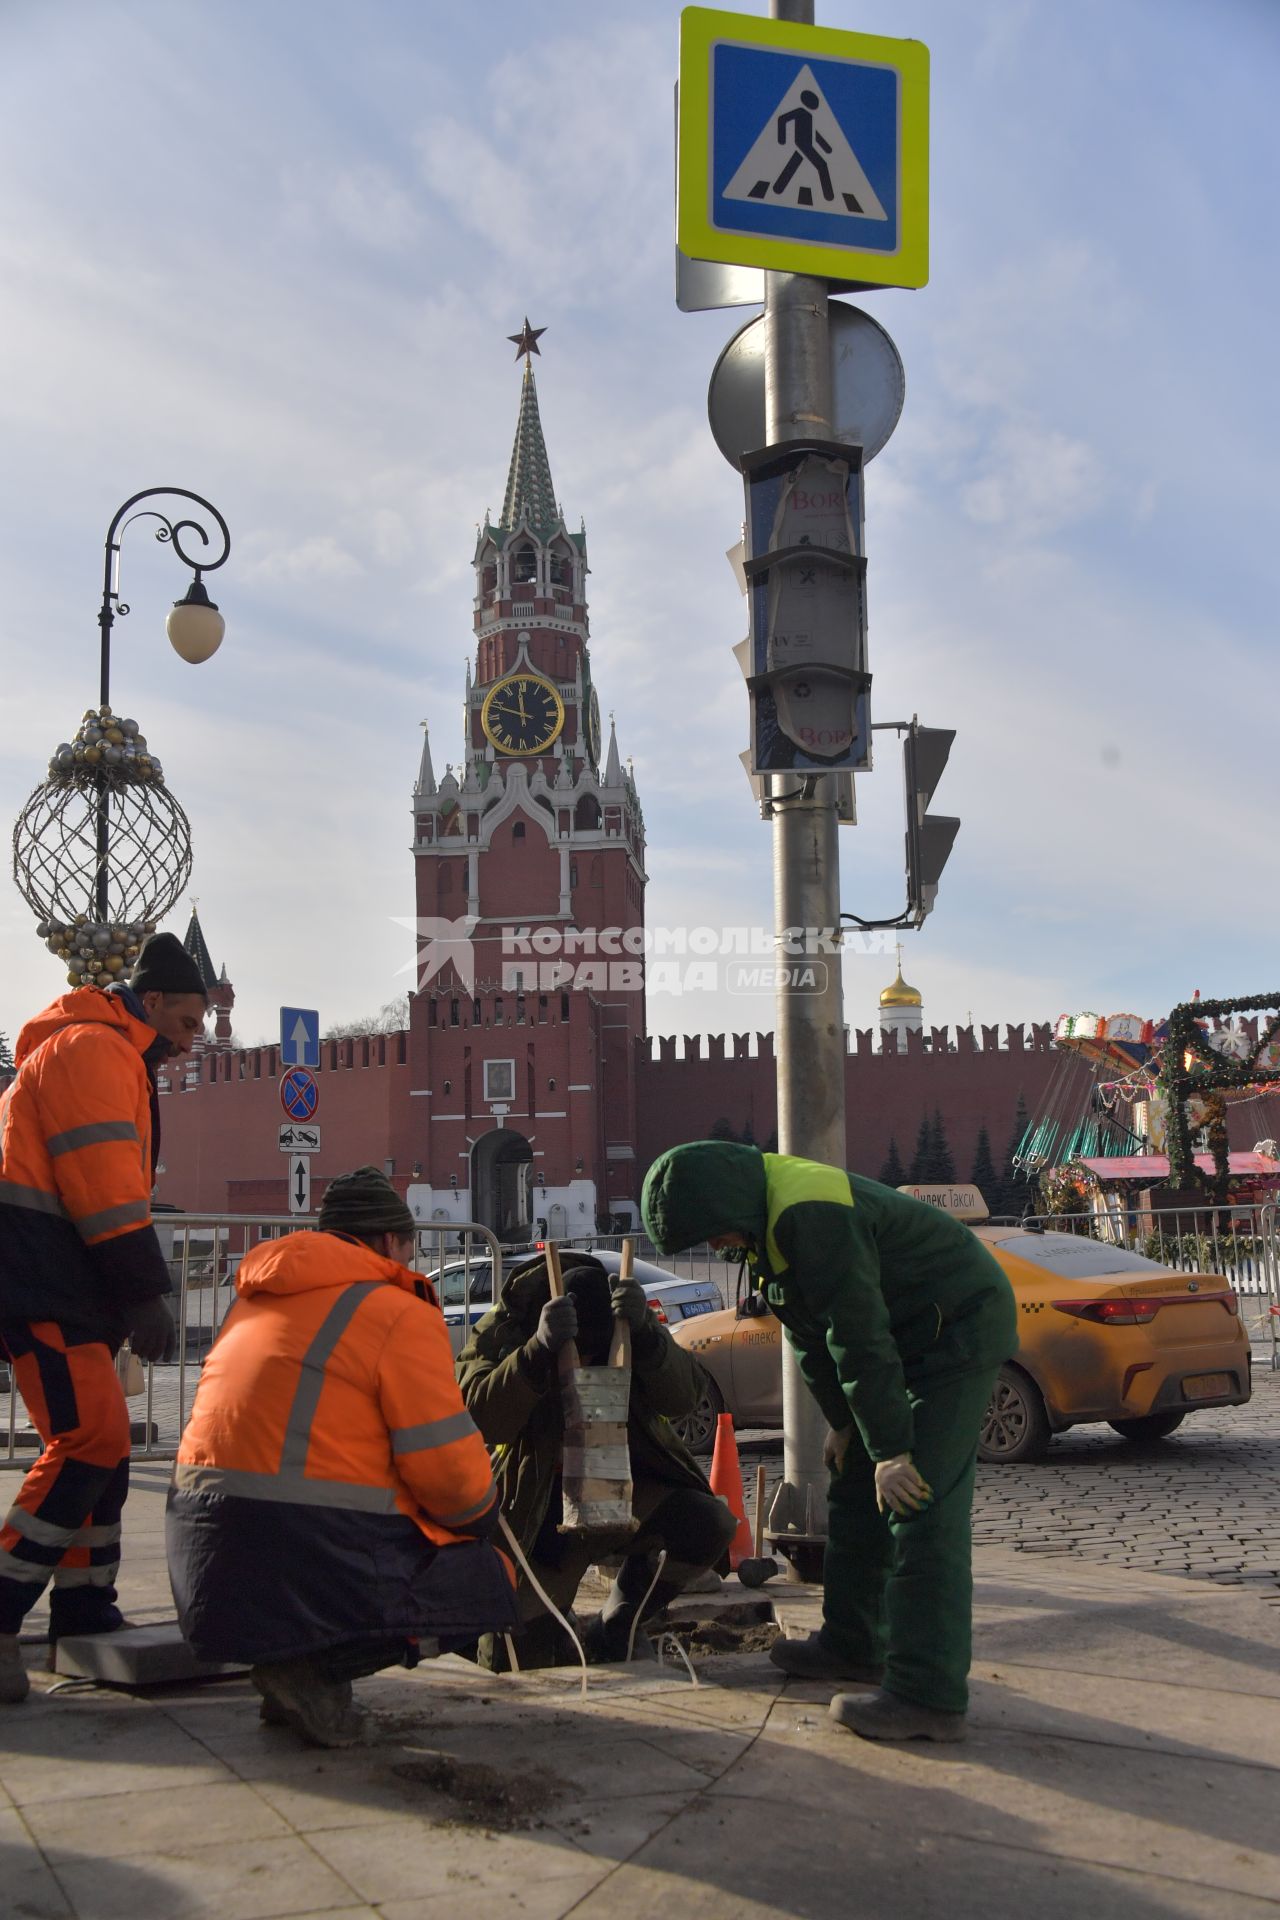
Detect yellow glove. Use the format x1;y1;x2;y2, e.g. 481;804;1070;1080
874;1453;932;1515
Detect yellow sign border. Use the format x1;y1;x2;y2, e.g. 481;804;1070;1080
678;6;929;289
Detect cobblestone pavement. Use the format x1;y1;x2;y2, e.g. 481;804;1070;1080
746;1364;1280;1604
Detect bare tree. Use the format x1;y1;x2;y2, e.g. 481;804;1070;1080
322;995;410;1042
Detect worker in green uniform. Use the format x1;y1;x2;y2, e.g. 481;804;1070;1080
641;1143;1017;1743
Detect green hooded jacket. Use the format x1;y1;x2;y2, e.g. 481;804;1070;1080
455;1249;715;1555
641;1144;1016;1462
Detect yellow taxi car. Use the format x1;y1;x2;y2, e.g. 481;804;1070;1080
669;1186;1252;1464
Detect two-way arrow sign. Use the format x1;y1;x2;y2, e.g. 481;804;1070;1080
288;1154;312;1216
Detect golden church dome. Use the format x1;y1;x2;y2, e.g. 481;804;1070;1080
879;965;923;1009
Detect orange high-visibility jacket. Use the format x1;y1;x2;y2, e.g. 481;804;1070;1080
0;988;171;1336
167;1230;516;1664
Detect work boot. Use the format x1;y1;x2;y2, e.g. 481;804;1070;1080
830;1688;966;1744
250;1660;367;1748
0;1635;29;1705
581;1610;657;1664
768;1631;882;1685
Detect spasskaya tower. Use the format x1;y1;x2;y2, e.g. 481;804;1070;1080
406;324;647;1243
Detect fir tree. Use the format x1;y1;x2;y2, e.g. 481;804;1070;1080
708;1117;737;1142
969;1122;998;1208
908;1114;932;1182
879;1136;906;1187
927;1109;956;1183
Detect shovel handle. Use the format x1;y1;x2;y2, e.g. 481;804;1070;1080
753;1462;768;1557
545;1242;564;1298
608;1237;635;1369
618;1237;634;1282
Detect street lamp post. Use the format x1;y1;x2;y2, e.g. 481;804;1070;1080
93;489;230;920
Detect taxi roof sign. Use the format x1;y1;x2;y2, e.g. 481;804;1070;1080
898;1184;989;1223
678;8;929;289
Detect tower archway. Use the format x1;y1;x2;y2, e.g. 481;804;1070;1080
470;1128;534;1242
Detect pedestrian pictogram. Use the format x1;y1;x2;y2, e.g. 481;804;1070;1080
677;8;929;289
279;1067;319;1122
724;67;886;221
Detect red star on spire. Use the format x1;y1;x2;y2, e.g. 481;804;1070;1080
508;317;547;363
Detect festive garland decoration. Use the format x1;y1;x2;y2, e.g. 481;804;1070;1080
1161;993;1280;1194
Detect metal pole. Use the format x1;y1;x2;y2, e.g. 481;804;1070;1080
765;0;848;1573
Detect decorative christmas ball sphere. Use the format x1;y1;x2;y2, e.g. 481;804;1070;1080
71;743;86;760
105;955;124;973
105;728;124;745
91;929;111;949
99;704;111;717
73;913;87;925
122;719;139;737
83;747;101;765
66;970;80;986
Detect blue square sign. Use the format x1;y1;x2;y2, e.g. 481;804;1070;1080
678;9;929;288
280;1006;320;1068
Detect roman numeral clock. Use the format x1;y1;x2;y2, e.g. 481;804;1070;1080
480;670;565;756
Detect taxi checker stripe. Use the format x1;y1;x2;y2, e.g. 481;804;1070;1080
390;1409;478;1456
0;1180;68;1217
47;1121;139;1157
76;1199;151;1239
279;1282;382;1473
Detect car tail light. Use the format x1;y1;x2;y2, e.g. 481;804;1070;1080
646;1296;668;1324
1053;1290;1238;1325
1053;1298;1160;1325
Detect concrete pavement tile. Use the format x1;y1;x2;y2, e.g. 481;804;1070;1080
969;1664;1280;1765
306;1819;601;1906
0;1696;236;1807
372;1876;612;1920
52;1832;363;1920
569;1787;1280;1920
23;1779;292;1862
0;1804;74;1918
547;1789;689;1862
385;1721;725;1799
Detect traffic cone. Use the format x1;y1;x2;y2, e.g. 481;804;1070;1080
708;1412;754;1569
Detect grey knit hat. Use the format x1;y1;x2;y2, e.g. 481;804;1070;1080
318;1165;415;1241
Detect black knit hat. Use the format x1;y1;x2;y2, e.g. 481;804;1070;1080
129;932;209;1000
318;1165;415;1242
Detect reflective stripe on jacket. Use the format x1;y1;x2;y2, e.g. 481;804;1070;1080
0;988;170;1335
167;1230;515;1663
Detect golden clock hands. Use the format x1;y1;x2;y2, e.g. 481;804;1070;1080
517;687;528;722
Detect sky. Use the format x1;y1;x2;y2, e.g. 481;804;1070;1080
1;0;1276;1053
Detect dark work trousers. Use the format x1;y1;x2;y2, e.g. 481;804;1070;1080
820;1363;999;1714
0;1322;131;1640
481;1479;736;1671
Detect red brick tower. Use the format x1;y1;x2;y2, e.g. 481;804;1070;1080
182;904;235;1048
407;330;647;1242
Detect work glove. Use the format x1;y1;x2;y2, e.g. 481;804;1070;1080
609;1275;648;1331
127;1296;176;1366
823;1426;855;1476
874;1453;932;1517
533;1295;578;1354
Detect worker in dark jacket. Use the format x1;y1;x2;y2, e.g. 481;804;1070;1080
168;1166;517;1748
642;1143;1017;1743
0;932;203;1704
456;1251;736;1668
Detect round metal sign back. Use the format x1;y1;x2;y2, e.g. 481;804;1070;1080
708;301;905;468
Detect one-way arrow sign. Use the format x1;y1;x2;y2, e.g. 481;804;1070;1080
288;1153;312;1216
280;1007;320;1068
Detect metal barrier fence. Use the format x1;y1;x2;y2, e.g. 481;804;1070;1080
1;1215;504;1466
993;1202;1280;1365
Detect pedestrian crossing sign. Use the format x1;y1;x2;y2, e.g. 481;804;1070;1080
678;8;929;289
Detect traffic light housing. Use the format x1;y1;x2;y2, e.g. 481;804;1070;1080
904;721;959;925
740;439;871;774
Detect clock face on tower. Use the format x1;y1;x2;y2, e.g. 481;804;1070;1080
481;671;565;756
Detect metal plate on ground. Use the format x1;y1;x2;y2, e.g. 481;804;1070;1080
708;300;905;468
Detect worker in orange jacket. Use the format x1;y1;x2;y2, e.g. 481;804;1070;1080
0;932;207;1703
167;1165;517;1748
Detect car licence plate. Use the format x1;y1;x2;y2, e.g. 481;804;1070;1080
1182;1371;1232;1400
680;1299;717;1318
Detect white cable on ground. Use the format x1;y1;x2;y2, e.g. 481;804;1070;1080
656;1632;701;1688
502;1633;521;1673
498;1511;589;1697
625;1548;668;1663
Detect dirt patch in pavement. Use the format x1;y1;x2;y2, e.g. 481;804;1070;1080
388;1752;567;1829
661;1600;780;1659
